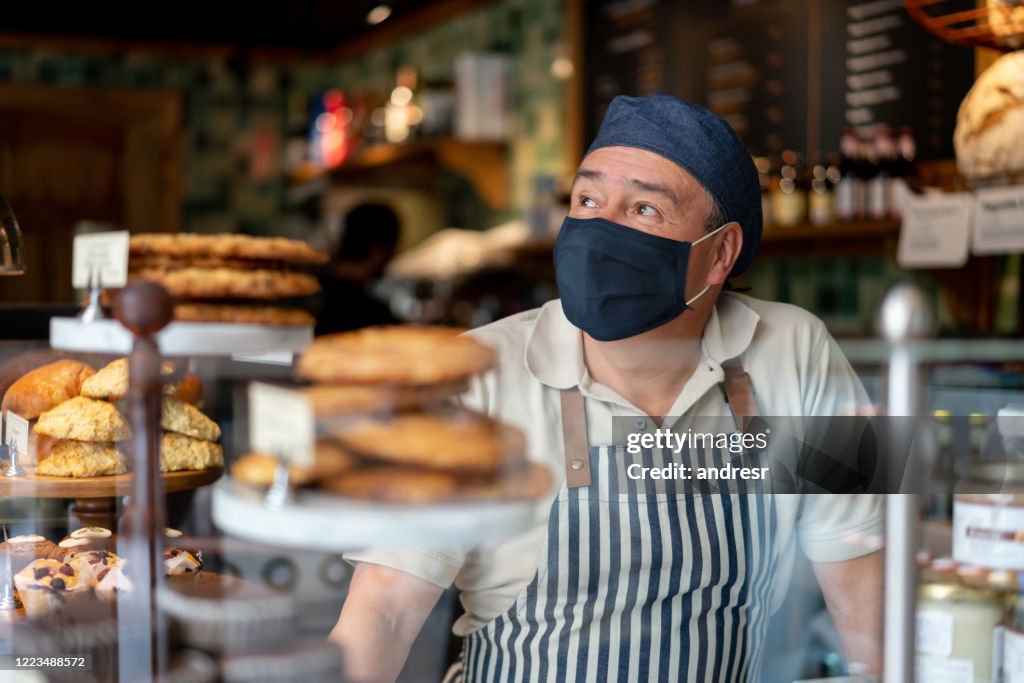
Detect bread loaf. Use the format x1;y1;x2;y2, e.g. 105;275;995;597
954;52;1024;180
1;360;96;420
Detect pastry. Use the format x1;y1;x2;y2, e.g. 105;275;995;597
94;564;134;602
58;527;117;555
14;559;87;617
162;397;221;441
173;303;315;327
80;358;194;402
161;432;224;473
954;52;1024;179
1;359;96;420
231;441;357;488
302;382;468;417
988;0;1024;48
35;441;128;477
320;462;553;504
0;534;65;573
333;411;526;474
131;255;289;271
296;326;495;385
129;233;328;264
129;268;320;300
163;547;203;576
34;396;131;442
67;550;123;586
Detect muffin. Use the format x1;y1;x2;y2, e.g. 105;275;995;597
0;534;65;573
67;550;123;587
94;564;134;602
58;527;117;555
13;559;87;617
163;548;203;576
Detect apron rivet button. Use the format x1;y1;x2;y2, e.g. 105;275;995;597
570;458;584;471
634;418;646;429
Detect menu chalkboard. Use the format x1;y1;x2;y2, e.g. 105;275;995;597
581;0;975;161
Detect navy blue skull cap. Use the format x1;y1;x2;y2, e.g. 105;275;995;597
586;94;762;277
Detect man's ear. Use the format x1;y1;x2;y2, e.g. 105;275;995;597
706;222;744;286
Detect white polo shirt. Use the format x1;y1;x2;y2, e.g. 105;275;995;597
347;293;884;636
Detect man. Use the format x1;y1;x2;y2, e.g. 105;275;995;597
331;95;883;682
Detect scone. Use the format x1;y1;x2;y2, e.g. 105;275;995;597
58;527;117;555
35;441;128;477
296;326;495;385
162;397;221;441
161;432;224;473
80;358;191;402
333;411;526;474
34;397;131;442
0;534;66;573
232;441;357;488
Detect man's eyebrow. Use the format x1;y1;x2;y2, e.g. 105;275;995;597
572;168;604;186
628;178;681;206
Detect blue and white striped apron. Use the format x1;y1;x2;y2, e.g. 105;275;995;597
451;379;780;682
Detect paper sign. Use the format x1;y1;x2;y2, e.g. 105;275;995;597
72;230;130;289
972;186;1024;255
4;411;29;459
248;382;314;467
897;193;972;269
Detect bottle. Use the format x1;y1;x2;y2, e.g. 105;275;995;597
869;125;897;221
771;149;807;228
891;126;917;220
753;156;773;231
808;153;836;227
929;409;955;521
835;127;861;222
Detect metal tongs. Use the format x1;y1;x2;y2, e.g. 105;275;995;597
79;266;106;323
0;526;21;610
263;452;294;510
3;433;24;478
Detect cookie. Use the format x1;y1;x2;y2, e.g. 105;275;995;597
231;441;356;488
162;397;221;441
302;382;467;417
35;441;128;477
333;411;526;474
130;233;328;264
131;255;289;271
173;303;315;327
296;326;495;385
160;432;224;473
34;397;131;442
320;462;553;503
129;268;320;300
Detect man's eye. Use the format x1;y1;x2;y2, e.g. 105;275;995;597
579;196;598;208
637;203;659;216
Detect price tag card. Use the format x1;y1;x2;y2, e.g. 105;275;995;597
898;193;972;269
4;411;30;459
972;186;1024;255
248;382;314;468
72;230;130;289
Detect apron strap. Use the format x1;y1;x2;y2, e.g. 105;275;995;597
560;388;591;488
720;357;760;434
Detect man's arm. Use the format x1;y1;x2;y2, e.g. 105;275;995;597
330;562;445;683
812;550;884;674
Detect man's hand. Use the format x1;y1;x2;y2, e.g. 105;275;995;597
813;550;884;674
330;562;445;683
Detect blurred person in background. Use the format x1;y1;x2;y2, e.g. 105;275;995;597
331;95;884;683
315;202;400;335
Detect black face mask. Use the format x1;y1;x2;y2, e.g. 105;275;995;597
553;216;726;341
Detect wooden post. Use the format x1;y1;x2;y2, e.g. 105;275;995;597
112;281;173;681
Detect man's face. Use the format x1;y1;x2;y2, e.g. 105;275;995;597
568;146;713;243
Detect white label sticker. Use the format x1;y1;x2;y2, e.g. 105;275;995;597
973;186;1024;255
4;411;29;459
1005;629;1024;683
954;499;1024;570
915;655;973;683
72;230;130;289
898;193;972;269
248;382;313;467
917;609;954;657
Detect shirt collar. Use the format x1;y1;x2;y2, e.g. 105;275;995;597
524;293;761;390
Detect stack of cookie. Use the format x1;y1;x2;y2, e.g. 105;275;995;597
232;326;552;503
30;357;223;477
127;233;328;327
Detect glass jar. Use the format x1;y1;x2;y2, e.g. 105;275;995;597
917;581;1004;683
